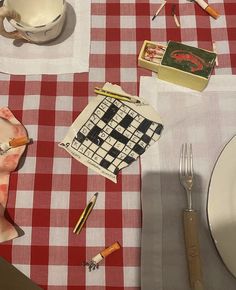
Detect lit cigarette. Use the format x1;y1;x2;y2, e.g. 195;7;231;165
194;0;220;19
152;1;167;21
213;42;218;66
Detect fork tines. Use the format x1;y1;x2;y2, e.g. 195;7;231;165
180;143;193;177
179;143;194;210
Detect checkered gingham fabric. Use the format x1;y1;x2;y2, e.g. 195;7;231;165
0;1;235;289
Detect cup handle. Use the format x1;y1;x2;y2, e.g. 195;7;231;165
0;7;26;40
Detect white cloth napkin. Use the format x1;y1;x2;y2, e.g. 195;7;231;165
0;0;91;74
140;76;236;290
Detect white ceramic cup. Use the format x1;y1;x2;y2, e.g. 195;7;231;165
0;0;67;43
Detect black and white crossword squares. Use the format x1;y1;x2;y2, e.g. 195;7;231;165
59;84;163;182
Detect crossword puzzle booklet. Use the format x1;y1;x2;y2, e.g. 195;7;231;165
59;83;163;182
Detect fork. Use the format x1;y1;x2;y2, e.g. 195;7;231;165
179;144;204;290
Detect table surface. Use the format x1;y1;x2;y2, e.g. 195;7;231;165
0;1;235;289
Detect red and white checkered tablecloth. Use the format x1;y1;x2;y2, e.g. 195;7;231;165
0;1;235;289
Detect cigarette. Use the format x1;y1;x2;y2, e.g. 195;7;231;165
0;136;30;155
93;241;121;263
84;242;121;271
9;136;30;147
195;0;220;19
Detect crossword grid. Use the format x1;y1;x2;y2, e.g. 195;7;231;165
71;97;163;175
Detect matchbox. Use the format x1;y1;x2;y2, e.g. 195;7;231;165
138;40;166;73
138;40;217;91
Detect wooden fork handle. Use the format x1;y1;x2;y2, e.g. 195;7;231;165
183;210;204;290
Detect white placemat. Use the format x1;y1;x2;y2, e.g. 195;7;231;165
140;76;236;290
0;0;91;74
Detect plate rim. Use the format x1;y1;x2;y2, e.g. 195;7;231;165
207;134;236;279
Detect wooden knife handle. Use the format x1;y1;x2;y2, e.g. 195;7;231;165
183;210;204;290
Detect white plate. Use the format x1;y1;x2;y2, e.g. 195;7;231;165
208;135;236;278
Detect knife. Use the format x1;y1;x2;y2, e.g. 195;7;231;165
188;0;220;19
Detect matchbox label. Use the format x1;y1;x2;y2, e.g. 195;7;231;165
161;41;216;78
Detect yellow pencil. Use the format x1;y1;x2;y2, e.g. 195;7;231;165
94;87;141;104
73;192;98;234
